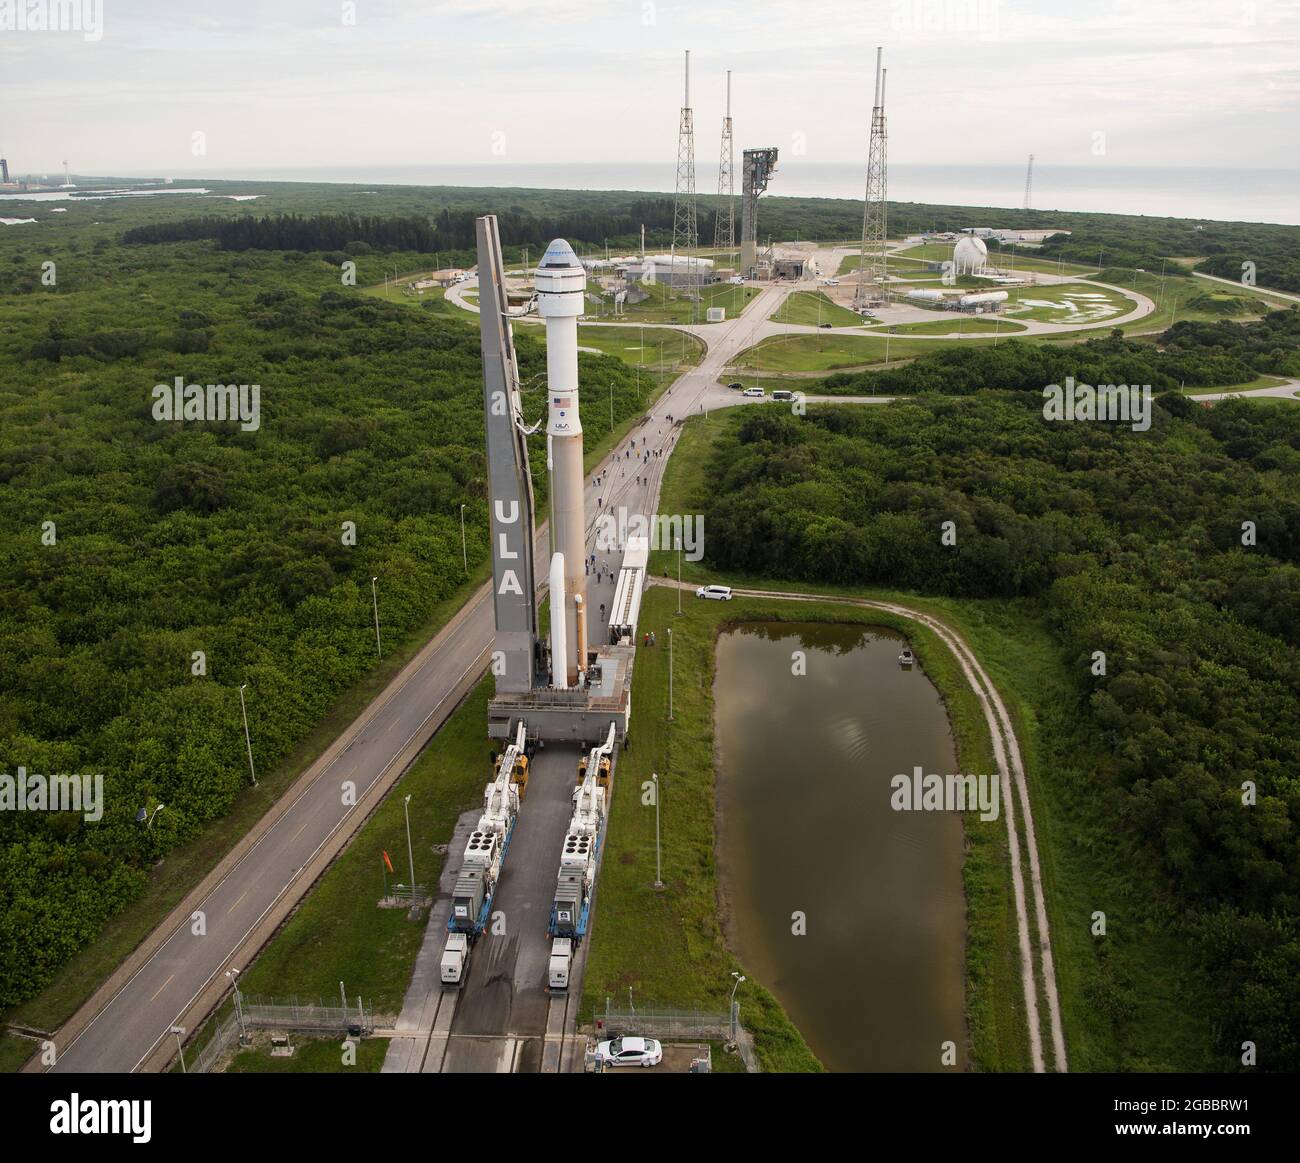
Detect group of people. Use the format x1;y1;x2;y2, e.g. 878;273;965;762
642;630;657;648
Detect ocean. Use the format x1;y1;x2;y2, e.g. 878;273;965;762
149;162;1300;227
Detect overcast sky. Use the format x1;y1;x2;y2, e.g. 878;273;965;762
3;0;1298;175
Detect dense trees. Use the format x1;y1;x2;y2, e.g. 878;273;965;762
688;395;1300;1067
0;221;653;1009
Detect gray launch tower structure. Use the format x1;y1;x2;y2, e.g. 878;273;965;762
739;146;778;277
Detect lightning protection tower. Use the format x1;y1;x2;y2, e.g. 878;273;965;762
855;47;889;306
1023;153;1034;210
713;70;735;266
671;50;699;296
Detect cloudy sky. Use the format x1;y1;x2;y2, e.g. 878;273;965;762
3;0;1298;176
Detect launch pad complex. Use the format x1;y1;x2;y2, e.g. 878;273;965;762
418;217;642;1047
476;216;636;746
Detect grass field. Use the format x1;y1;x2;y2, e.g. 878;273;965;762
1003;282;1133;325
1182;375;1290;396
874;317;1027;336
232;679;492;1013
769;290;866;328
642;410;1225;1071
591;281;759;324
735;331;1005;374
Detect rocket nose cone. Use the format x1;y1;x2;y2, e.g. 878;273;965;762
539;238;581;271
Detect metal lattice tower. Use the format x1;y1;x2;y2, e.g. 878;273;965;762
1023;153;1034;210
671;50;699;293
713;70;735;263
855;47;888;305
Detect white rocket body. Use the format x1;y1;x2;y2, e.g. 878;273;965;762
536;239;588;687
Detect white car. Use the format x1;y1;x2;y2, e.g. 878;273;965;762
742;386;764;397
595;1036;663;1068
696;585;733;601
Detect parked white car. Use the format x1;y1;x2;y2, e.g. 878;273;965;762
696;585;733;601
742;386;764;397
595;1036;663;1067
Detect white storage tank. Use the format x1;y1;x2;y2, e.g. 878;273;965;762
906;288;944;302
957;290;1009;307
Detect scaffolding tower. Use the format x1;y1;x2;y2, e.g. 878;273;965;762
713;70;735;265
739;147;778;277
671;50;699;294
855;47;888;305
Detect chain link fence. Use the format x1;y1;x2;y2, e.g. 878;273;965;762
598;1001;760;1071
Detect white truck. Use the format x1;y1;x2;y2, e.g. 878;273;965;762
548;937;573;991
440;932;469;988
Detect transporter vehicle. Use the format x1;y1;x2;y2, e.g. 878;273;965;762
441;721;527;988
696;585;733;601
742;386;764;397
594;1036;663;1067
548;725;615;953
548;937;573;991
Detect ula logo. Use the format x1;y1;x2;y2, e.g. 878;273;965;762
50;1094;151;1143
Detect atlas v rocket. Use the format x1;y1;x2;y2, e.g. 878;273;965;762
535;239;589;689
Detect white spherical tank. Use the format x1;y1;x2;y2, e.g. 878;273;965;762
953;235;988;275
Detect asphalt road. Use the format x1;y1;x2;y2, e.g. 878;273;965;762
39;274;806;1074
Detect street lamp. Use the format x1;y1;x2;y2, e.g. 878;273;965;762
730;971;747;1041
136;803;165;828
370;576;382;659
652;772;663;889
403;794;417;906
675;534;683;616
459;504;468;576
666;627;674;721
226;968;246;1042
238;684;257;787
171;1025;187;1073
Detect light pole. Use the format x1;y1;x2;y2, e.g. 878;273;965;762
666;627;674;721
675;535;682;616
370;576;382;659
226;968;246;1042
147;803;165;828
403;794;417;905
652;772;663;889
238;684;257;787
171;1025;187;1073
459;504;468;575
730;971;747;1041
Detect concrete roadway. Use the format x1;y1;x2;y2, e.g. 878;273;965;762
40;273;776;1074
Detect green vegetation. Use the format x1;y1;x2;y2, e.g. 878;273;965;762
585;582;1029;1071
592;280;758;325
235;678;491;1011
656;398;1300;1070
0;200;656;1018
769;290;865;328
1003;282;1133;325
736;331;1004;374
821;310;1300;396
874;317;1025;336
